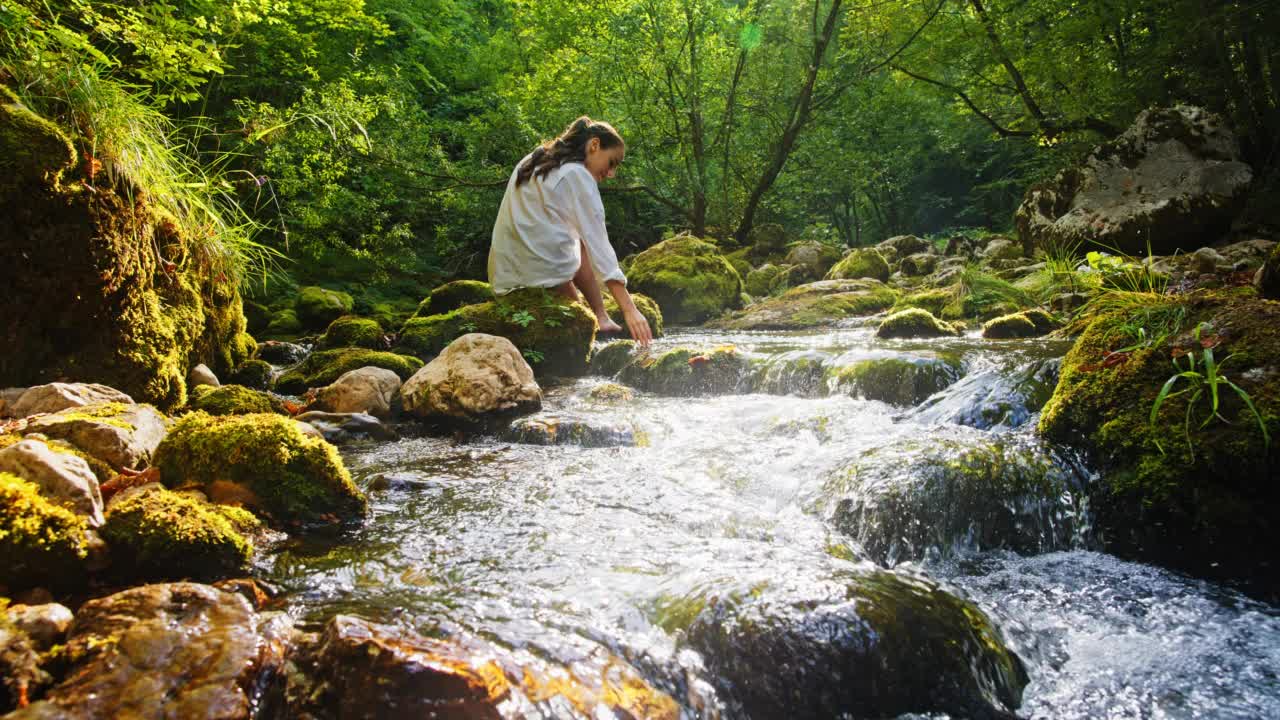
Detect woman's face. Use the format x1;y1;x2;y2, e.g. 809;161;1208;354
584;137;625;182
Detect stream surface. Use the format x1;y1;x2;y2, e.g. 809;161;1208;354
262;326;1280;719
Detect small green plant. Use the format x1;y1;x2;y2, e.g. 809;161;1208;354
542;314;563;328
510;310;536;328
1085;237;1168;295
521;348;545;364
459;321;479;333
1150;322;1270;457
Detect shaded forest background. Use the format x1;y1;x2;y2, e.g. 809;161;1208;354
3;0;1277;306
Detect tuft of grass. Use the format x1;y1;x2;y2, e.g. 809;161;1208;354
0;20;284;288
944;264;1034;318
1069;290;1187;351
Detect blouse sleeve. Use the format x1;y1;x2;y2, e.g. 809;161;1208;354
552;166;627;286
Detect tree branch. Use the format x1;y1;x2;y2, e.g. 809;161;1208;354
891;64;1033;137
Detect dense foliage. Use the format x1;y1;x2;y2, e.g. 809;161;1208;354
2;0;1276;300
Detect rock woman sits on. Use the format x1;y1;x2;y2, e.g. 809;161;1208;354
488;116;652;346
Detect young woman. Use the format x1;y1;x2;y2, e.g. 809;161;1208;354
489;116;653;346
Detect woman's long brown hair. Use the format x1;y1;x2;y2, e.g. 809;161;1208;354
515;116;624;186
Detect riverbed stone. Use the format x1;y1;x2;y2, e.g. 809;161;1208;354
296;286;354;330
257;340;308;365
503;412;638;448
411;280;496;320
827;353;964;406
878;234;930;257
618;346;752;396
784;241;843;281
275;348;422;395
294;411;397;443
5;603;73;652
401;333;542;423
189;363;220;389
8;383;134;419
20;402;168;472
910;358;1062;431
189;384;286;416
8;582;291;720
673;567;1027;719
0;439;103;526
310;366;401;418
285;615;679;720
589;340;639;377
1015;105;1253;256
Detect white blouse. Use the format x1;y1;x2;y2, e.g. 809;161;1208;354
488;155;626;295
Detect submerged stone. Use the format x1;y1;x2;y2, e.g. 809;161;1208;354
503;412;638;448
618;346;752;396
588;340;638;377
910;358;1062;430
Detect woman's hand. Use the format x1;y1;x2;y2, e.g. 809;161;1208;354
623;307;652;347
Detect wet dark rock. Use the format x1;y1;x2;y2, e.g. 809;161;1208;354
4;603;72;651
877;234;930;257
618;346;753;396
502;412;638;448
827;353;963;407
817;428;1080;564
285;615;679;720
294;411;397;444
257;340;309;366
588;340;638;377
676;567;1028;719
9;582;291;720
751;350;833;397
909;359;1062;431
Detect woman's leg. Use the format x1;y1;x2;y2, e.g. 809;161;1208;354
571;239;622;332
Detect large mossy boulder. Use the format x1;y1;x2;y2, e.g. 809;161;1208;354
825;247;891;283
153;412;367;526
604;291;665;339
0;472;88;592
410;279;495;319
784;241;843;281
1039;289;1280;593
670;568;1028;719
100;484;252;580
188;384;286;416
295;286;354;330
876;309;962;339
275;348;423;395
1015;106;1253;257
815;429;1077;564
318;315;385;350
982;310;1056;339
710;279;898;331
1;88;252;410
744;263;787;297
396;287;596;377
627;234;743;324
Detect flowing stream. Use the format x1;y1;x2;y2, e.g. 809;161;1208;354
261;325;1280;719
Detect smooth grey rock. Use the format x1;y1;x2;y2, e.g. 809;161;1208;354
295;411;397;443
21;403;168;471
310;366;401;418
10;383;134;418
5;603;73;651
189;363;221;389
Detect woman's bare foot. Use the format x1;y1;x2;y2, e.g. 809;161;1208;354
597;314;623;335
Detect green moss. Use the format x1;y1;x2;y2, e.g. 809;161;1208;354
295;286;354;330
824;248;890;282
1039;290;1280;588
827;356;963;406
745;264;787;297
0;86;76;195
40;401;137;431
100;485;251;580
265;308;302;337
712;280;898;331
618;346;749;396
627;235;744;325
275;348;424;394
876;309;962;339
725;247;754;278
189;384;286;416
588;340;638;377
0;472;88;591
153;412;368;526
587;383;635;403
228;359;274;390
319;315;385;349
396;287;596;377
604;292;665;339
412;280;495;319
894;288;952;316
748;222;790;255
982;313;1038;339
214;504;264;534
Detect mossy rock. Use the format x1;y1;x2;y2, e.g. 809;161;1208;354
876;309;962;339
1257;241;1280;299
617;346;751;396
672;567;1028;719
265;308;303;337
227;359;274;390
818;429;1076;563
825;248;891;283
894;288;952;317
1;92;252;410
153;412;367;526
784;242;844;281
189;384;286;416
276;349;423;395
827;355;964;406
1039;289;1280;593
396;288;596;378
982;313;1038;339
747;222;790;256
0;471;88;592
724;247;754;278
411;280;495;320
100;485;252;580
319;315;385;350
588;340;638;377
295;286;355;330
627;235;743;325
710;280;898;331
744;264;787;297
604;292;665;339
586;383;635;403
243;300;272;335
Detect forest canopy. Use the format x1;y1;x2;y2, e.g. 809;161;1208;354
2;0;1276;295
